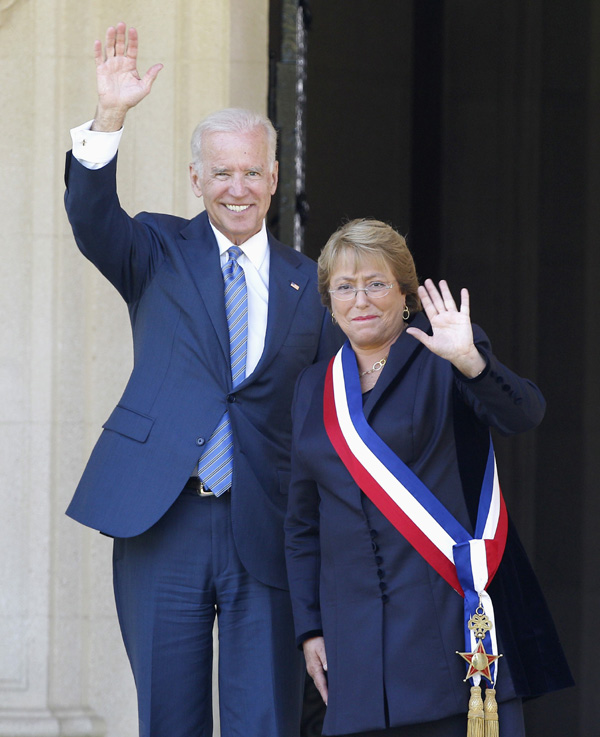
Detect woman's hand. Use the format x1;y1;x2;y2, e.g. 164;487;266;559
406;279;486;378
92;22;163;131
303;636;328;705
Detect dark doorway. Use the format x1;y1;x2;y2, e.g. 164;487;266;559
269;2;599;735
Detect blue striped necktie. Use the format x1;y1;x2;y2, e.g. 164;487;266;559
197;246;248;495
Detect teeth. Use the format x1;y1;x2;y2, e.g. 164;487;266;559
226;204;250;212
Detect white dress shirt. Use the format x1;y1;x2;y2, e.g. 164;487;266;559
70;121;269;375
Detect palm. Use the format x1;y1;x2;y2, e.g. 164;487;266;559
406;279;474;362
97;54;149;109
427;305;473;360
93;23;162;119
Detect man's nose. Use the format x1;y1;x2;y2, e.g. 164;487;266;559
229;174;247;196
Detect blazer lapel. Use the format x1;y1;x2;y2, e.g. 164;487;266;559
363;312;430;418
177;212;231;367
240;236;309;384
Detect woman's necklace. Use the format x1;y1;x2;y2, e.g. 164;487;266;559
359;356;388;378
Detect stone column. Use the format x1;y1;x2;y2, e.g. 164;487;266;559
0;1;268;735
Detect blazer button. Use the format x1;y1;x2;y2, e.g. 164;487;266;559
381;594;389;604
379;581;388;592
227;394;236;403
377;568;385;579
196;437;206;446
371;541;379;553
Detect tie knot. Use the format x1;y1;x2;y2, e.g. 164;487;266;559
228;246;244;262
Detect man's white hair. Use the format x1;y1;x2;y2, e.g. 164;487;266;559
190;108;278;176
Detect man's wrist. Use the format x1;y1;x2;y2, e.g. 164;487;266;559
91;106;128;132
70;121;123;169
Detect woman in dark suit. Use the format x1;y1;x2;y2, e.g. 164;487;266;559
285;219;572;737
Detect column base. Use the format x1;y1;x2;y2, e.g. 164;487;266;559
0;708;105;737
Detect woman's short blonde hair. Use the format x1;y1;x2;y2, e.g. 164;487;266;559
317;219;421;314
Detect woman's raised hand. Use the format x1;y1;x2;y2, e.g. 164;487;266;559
406;279;486;378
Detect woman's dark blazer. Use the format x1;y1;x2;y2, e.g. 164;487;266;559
285;312;573;735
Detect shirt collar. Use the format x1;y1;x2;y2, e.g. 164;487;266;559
210;220;269;271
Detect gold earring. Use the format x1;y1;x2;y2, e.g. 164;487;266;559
331;313;337;325
403;304;410;321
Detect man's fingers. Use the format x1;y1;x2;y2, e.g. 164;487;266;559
143;63;164;89
104;25;116;57
125;26;139;59
93;39;104;66
114;22;127;56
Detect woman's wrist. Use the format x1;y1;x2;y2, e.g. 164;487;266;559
452;346;486;378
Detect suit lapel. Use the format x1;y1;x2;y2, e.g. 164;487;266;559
240;236;309;384
177;212;231;367
362;312;429;418
177;220;311;386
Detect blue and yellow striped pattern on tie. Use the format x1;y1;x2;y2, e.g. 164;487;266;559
197;246;248;495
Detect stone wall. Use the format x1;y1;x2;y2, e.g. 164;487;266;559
0;1;269;735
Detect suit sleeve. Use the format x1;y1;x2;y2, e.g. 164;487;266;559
64;151;165;303
285;368;324;646
452;324;546;435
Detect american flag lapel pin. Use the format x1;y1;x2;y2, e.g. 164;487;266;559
290;281;300;290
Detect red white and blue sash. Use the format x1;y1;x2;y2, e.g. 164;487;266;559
323;342;508;684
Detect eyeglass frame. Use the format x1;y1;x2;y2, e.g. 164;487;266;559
328;281;396;301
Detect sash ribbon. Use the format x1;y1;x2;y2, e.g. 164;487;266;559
323;343;508;684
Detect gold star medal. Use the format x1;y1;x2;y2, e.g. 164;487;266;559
456;599;502;737
457;638;502;684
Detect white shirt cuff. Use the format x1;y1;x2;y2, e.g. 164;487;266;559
70;120;123;170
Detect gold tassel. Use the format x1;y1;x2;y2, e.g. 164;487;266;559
483;688;499;737
467;685;485;737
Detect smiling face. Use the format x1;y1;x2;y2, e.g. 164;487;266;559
329;250;407;352
189;128;278;245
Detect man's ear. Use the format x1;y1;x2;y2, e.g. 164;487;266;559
189;164;203;198
270;160;279;195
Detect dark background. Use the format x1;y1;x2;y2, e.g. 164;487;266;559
270;2;600;736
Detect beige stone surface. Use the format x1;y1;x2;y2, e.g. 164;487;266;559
0;1;269;734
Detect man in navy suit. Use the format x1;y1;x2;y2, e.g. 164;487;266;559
64;22;339;737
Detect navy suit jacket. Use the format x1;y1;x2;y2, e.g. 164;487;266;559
64;152;341;590
285;314;573;734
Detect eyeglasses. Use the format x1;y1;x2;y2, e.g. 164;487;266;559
329;282;395;301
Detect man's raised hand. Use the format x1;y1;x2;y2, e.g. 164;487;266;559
92;22;163;132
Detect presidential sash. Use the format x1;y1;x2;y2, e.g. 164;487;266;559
323;342;508;735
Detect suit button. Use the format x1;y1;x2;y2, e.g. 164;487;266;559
381;594;389;604
370;529;378;539
371;541;379;553
227;394;236;403
379;581;387;591
196;437;205;446
377;568;385;579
